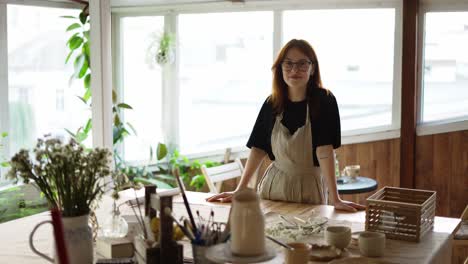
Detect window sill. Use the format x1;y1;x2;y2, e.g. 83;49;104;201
417;119;468;136
342;129;400;145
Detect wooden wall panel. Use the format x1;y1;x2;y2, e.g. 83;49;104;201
337;139;400;205
415;130;468;218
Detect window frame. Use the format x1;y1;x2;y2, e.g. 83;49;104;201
112;0;403;162
416;0;468;136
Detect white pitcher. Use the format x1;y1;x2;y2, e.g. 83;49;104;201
229;188;265;256
29;214;93;264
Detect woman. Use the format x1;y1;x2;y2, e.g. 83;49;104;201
207;39;365;212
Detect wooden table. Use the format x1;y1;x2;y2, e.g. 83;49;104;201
0;190;460;264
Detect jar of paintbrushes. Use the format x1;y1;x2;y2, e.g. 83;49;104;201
188;210;228;264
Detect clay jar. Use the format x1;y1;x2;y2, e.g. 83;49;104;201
230;188;265;256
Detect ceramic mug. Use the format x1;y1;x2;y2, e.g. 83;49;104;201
29;215;93;264
284;243;311;264
230;188;265;256
342;165;360;179
325;226;351;249
358;231;386;257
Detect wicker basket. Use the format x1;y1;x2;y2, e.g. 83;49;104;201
365;186;436;242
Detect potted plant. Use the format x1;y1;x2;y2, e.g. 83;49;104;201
7;136;113;264
156;31;176;65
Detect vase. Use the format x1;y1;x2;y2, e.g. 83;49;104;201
62;214;93;264
229;188;265;256
30;214;94;264
101;201;128;238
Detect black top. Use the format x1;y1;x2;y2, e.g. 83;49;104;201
246;88;341;166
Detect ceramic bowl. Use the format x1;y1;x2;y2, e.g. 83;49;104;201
325;226;351;249
358;231;386;257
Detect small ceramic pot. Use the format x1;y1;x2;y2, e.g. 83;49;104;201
325;226;351;249
359;231;385;257
284;243;311;264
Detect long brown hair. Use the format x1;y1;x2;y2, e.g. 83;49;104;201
270;39;325;114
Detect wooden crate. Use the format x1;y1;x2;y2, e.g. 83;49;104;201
365;186;436;242
452;206;468;264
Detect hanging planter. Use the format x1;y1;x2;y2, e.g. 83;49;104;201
155;31;176;65
156;47;175;65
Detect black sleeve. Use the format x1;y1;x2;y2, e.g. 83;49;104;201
246;98;274;159
315;91;341;149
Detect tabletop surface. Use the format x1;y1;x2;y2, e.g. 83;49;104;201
336;176;378;194
0;189;460;264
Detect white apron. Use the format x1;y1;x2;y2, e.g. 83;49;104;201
257;104;327;204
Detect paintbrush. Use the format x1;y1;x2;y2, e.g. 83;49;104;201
266;235;294;251
173;167;198;234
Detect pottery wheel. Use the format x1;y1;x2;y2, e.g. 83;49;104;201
205;243;276;263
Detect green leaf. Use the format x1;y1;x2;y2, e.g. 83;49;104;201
120;128;129;137
76;131;88;142
154;174;175;181
68;74;75;87
79;12;88;25
126;122;137;136
65;50;75;64
76;95;87;104
190;175;205;189
149;147;154;161
117;103;132;110
1;132;7;138
114;114;121;126
78;56;89;78
66;32;79;44
1;162;9;167
156;143;168;161
66;23;81;32
84;74;91;89
113;127;123;144
68;35;83;50
133;177;173;189
83;88;91;102
64;128;77;138
112;90;118;104
60;15;77;19
82;42;90;57
84;119;92;133
83;30;90;40
157;166;168;173
74;54;85;77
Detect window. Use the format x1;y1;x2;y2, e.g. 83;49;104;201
283;8;396;132
120;16;165;162
178;11;273;154
113;4;402;161
6;5;84;156
421;11;468;123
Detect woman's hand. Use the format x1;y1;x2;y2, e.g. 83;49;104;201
205;191;236;203
334;199;366;212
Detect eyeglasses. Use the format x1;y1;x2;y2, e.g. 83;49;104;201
281;60;313;72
